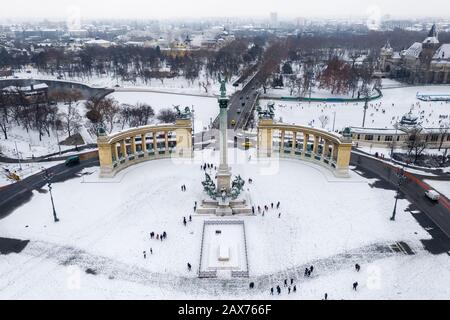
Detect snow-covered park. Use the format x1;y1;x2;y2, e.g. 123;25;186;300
264;82;450;131
1;148;448;299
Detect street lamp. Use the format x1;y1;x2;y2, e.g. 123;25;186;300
390;122;399;160
14;141;22;170
362;97;369;128
391;166;406;221
44;169;59;223
332;111;337;132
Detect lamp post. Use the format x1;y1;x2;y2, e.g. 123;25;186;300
44;169;59;223
362;97;369;128
391;166;406;221
14;141;22;170
390;122;398;160
332;111;337;132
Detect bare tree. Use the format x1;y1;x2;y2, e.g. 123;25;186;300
438;123;449;151
318;115;329;129
406;128;429;164
157;108;177;124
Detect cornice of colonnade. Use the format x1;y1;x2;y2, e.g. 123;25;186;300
99;120;192;145
257;121;351;146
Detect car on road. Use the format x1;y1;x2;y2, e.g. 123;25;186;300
241;102;245;107
237;108;242;114
246;96;250;100
65;156;80;167
231;120;236;126
239;96;243;100
425;190;440;201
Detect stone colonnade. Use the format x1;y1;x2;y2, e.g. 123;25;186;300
98;119;192;177
257;119;352;177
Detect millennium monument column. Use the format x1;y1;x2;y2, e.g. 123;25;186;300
216;79;232;193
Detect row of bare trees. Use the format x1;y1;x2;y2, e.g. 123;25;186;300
0;88;178;145
1;38;265;86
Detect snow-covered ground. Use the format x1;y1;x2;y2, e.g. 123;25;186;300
265;85;450;131
1;148;446;299
108;91;219;132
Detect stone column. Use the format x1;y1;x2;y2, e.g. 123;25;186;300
313;135;319;155
153;132;157;154
303;133;309;155
291;131;297;155
323;140;329;160
257;119;274;157
112;144;118;162
332;143;338;161
98;135;114;177
217;89;231;192
165;131;169;154
336;143;352;177
131;136;137;154
280;130;285;153
141;133;147;153
175;119;193;158
120;140;127;160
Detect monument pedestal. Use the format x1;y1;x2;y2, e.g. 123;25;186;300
216;165;232;193
197;195;253;216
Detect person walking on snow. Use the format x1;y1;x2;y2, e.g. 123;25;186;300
355;264;361;272
143;251;147;259
187;263;192;271
353;282;359;291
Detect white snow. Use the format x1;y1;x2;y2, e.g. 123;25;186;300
0;148;443;299
265;85;450;131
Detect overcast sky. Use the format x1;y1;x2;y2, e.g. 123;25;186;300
0;0;448;20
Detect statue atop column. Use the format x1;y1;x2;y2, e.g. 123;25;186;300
218;74;227;98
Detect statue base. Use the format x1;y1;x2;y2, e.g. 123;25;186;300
197;197;253;216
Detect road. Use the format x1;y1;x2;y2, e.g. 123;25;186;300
350;152;450;252
212;73;260;130
0;158;99;219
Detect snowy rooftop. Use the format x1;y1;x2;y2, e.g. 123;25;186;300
404;42;423;58
432;44;450;60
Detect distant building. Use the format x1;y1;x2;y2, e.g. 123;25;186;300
270;12;279;29
84;39;115;48
379;24;450;84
